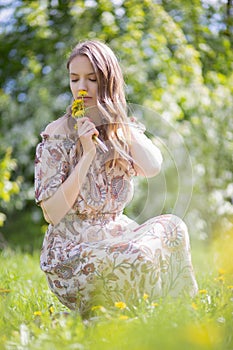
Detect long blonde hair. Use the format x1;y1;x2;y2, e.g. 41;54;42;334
66;40;132;169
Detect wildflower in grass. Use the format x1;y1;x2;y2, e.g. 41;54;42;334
91;305;101;311
199;289;208;295
49;306;54;315
33;311;42;316
143;293;149;301
151;302;159;307
114;301;127;309
91;305;106;313
227;285;233;290
184;323;222;346
191;302;198;310
218;268;226;275
215;275;225;283
119;315;129;320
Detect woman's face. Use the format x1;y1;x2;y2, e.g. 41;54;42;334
69;55;98;109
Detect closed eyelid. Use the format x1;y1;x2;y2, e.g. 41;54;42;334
70;72;96;77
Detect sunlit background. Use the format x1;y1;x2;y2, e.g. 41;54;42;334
0;1;232;349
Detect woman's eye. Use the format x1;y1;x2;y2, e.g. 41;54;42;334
89;78;97;82
71;79;79;82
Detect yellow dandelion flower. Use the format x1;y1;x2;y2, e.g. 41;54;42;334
143;293;149;301
191;302;198;310
227;285;233;290
119;315;129;320
91;305;101;311
151;302;159;307
49;306;54;314
71;95;85;119
114;301;127;309
33;311;42;316
199;289;208;294
184;323;222;346
74;110;85;117
91;305;106;312
78;90;87;97
215;276;225;283
218;268;226;275
72;98;82;107
71;89;108;153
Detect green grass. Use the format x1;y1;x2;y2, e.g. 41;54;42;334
0;239;233;350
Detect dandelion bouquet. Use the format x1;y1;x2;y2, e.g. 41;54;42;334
71;90;108;152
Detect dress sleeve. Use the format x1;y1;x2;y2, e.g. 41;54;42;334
128;116;146;134
128;116;163;175
34;133;71;205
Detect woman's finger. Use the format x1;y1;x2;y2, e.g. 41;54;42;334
78;124;99;138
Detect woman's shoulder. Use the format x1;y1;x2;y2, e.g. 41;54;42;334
43;115;71;137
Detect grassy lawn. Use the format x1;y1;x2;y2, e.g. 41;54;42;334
0;236;233;350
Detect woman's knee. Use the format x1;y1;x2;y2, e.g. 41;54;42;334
158;214;190;251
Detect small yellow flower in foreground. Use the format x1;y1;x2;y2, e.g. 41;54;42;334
191;302;198;310
119;315;129;320
114;301;127;309
199;289;208;294
215;276;225;283
34;311;42;316
227;285;233;290
91;305;101;311
91;305;106;312
143;293;149;301
151;302;159;307
218;268;226;275
49;306;54;314
184;323;222;346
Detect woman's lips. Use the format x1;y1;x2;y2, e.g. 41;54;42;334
83;96;92;105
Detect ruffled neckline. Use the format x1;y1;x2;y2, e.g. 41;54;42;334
40;132;78;142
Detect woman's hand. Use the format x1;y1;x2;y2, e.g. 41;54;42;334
76;117;99;156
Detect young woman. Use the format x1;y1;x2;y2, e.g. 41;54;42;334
35;40;198;317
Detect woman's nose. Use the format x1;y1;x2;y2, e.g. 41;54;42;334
78;78;87;91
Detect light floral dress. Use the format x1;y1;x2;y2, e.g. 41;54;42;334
35;123;198;316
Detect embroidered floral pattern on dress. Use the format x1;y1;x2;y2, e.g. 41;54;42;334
84;173;107;206
35;131;198;316
110;175;130;202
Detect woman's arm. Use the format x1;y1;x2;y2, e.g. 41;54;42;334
130;127;163;178
40;150;94;226
39;117;98;226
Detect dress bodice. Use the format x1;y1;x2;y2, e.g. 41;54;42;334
35;133;136;220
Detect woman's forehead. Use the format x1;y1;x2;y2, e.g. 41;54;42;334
69;55;95;73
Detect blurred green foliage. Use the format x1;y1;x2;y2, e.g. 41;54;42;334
0;148;21;226
0;0;232;248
